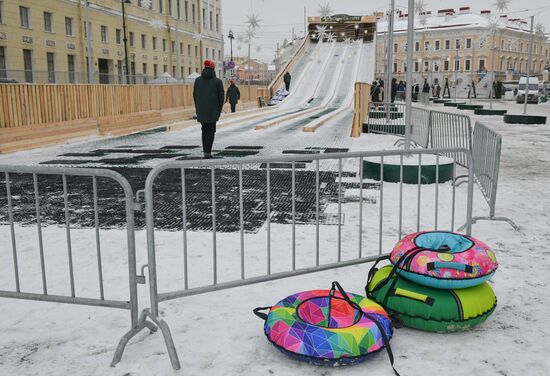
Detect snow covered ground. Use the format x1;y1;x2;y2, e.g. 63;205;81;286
1;94;549;375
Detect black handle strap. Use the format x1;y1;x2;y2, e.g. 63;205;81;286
253;306;271;321
331;281;401;376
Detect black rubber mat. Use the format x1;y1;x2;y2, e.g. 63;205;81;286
60;152;106;157
259;163;307;169
216;150;259;157
225;146;264;150
324;148;349;153
132;153;185;160
40;160;98;165
160;145;200;150
282;150;321;154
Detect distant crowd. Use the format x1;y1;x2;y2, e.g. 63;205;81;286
371;78;443;104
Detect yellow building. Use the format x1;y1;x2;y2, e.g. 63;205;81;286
376;8;550;91
0;0;224;84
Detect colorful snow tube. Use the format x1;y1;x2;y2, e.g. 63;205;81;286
367;266;497;332
390;231;498;289
254;284;393;366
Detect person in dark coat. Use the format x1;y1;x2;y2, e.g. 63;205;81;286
391;78;398;103
226;80;240;113
422;79;430;94
283;71;292;91
193;60;224;159
371;81;380;102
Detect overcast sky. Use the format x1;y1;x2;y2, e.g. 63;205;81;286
221;0;550;63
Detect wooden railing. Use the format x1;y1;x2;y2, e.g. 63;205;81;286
351;82;372;138
0;84;266;128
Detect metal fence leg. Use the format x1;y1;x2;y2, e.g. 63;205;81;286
111;308;181;370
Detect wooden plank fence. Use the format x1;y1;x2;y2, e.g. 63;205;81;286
0;84;265;128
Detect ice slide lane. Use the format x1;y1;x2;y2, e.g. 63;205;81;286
267;41;367;134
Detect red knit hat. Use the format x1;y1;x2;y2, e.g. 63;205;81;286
204;60;216;69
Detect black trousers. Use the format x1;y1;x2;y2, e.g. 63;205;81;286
201;122;216;154
230;102;237;113
285;82;290;91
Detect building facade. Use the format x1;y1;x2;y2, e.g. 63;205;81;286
0;0;223;84
232;57;269;84
376;8;550;96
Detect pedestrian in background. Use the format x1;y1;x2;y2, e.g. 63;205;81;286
283;71;292;91
226;79;241;113
193;60;224;159
422;79;431;105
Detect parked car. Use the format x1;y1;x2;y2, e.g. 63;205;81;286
502;80;518;93
516;76;540;104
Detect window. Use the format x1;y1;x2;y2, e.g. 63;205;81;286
415;42;419;52
153;63;158;77
163;64;167;73
189;67;192;75
206;47;209;59
23;49;33;83
116;29;122;44
435;41;440;50
142;63;147;75
168;0;173;16
216;14;219;32
465;59;471;71
172;65;176;76
209;11;213;30
180;42;183;54
181;66;184;78
203;9;206;28
65;17;73;36
394;43;398;53
455;39;461;49
424;41;430;51
424;60;429;72
218;50;221;61
0;47;7;78
117;60;123;81
159;0;164;14
129;32;134;47
101;26;108;43
414;61;419;72
393;62;397;73
20;6;30;28
195;45;198;57
188;44;191;56
177;0;181;19
171;41;175;53
479;59;486;72
163;38;167;52
501;39;504;50
185;1;189;22
444;60;449;71
455;59;460;71
0;1;4;24
466;38;472;49
44;12;53;32
445;40;450;50
141;34;147;49
152;36;157;50
68;55;75;83
192;4;196;24
47;52;55;83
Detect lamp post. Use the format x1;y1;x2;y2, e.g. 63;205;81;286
228;30;234;61
121;0;131;84
524;15;534;115
404;0;415;151
82;1;94;83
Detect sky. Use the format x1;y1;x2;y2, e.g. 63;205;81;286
221;0;550;63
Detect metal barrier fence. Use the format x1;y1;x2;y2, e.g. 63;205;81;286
469;122;519;230
365;103;407;134
118;148;475;369
0;165;146;367
429;110;472;168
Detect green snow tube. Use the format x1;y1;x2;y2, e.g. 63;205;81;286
366;266;497;332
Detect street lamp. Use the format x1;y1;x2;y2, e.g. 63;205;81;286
121;0;131;85
228;30;235;61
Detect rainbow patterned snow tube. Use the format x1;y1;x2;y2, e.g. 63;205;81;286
254;286;393;366
390;231;498;289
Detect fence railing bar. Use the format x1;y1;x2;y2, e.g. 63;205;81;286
5;172;20;293
315;160;320;266
337;158;342;262
239;166;245;280
180;169;188;290
266;164;271;275
435;155;440;231
398;154;404;240
33;173;47;295
359;156;363;259
0;290;130;309
211;167;217;285
416;153;422;232
62;174;76;298
378;156;384;255
292;161;296;271
451;162;457;232
92;176;104;300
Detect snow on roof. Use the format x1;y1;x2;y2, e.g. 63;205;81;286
377;11;535;36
